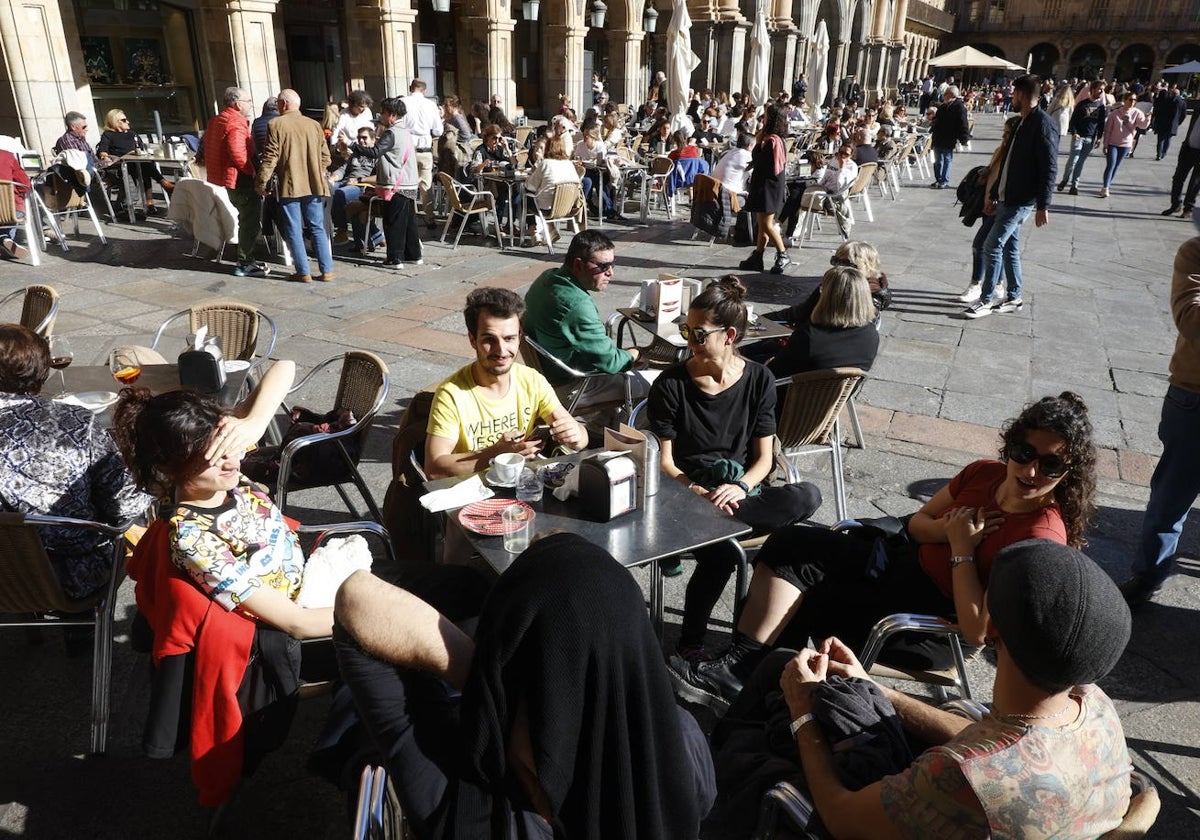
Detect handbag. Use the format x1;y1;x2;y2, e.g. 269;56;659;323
241;406;360;486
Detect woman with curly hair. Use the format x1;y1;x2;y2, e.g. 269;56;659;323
670;391;1098;710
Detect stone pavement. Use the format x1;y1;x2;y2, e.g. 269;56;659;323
1;113;1198;837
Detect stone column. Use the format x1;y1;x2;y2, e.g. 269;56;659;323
204;0;283;111
607;29;646;109
459;3;516;107
714;20;751;95
771;28;799;94
366;0;417;99
542;22;588;115
0;0;91;155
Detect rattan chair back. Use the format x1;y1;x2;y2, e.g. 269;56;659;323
189;301;261;361
776;368;864;449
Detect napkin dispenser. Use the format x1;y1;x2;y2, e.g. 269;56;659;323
178;331;226;394
578;454;638;522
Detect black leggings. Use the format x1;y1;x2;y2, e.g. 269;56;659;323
680;483;821;648
756;526;957;669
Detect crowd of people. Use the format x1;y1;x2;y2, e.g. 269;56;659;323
6;61;1200;838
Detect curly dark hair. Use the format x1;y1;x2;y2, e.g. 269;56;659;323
111;388;227;497
999;391;1096;548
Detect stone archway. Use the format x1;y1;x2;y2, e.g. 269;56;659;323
1115;43;1154;83
1028;42;1058;79
1068;43;1107;81
973;42;1005;59
1166;43;1200;67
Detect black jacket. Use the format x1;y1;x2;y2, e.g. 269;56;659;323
991;106;1059;211
1153;94;1189;136
931;97;970;149
1067;97;1107;139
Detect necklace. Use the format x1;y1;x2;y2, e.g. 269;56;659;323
1000;702;1074;722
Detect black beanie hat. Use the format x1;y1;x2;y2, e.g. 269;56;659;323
987;539;1131;690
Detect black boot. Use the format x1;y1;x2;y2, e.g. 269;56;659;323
770;250;792;275
738;249;765;271
667;633;766;712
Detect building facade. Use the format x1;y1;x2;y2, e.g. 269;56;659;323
941;0;1200;82
2;0;922;157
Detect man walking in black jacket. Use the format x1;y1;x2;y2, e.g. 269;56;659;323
966;75;1058;319
1152;84;1189;161
1058;80;1106;195
930;85;970;189
1162;107;1200;218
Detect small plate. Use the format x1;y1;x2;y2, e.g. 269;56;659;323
458;499;532;535
484;467;519;489
223;359;251;372
65;391;119;412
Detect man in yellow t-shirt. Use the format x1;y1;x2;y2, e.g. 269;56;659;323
425;287;588;478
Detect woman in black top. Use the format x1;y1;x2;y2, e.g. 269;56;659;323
96;109;173;216
740;102;791;275
768;265;880;378
648;277;821;659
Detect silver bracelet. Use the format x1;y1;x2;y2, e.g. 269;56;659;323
790;712;816;736
950;555;976;568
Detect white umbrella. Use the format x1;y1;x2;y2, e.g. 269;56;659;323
747;2;771;115
1162;60;1200;74
665;0;701;134
928;45;1024;71
806;19;829;120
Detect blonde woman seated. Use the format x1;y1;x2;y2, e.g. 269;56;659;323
766;265;880;379
522;135;582;243
797;143;859;236
574;126;622;221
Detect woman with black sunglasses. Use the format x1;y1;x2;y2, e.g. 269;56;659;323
648;277;822;662
669;392;1098;711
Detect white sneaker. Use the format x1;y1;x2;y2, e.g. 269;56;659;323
964;299;996;319
958;283;982;303
997;297;1024;313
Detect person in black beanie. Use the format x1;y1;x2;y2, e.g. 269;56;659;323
333;532;716;838
774;538;1133;840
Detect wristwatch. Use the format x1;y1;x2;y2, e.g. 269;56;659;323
734;479;751;493
950;555;976;568
790;712;816;736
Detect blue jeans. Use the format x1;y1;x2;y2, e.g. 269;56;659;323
970;213;996;285
1062;136;1096;187
932;146;954;186
278;195;334;275
1136;386;1200;585
331;183;363;229
979;201;1033;302
1101;145;1130;188
580;175;613;214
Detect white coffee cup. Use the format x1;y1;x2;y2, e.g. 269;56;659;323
745;303;758;325
491;452;524;484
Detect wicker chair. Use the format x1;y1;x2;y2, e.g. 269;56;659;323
34;168;108;248
0;284;59;336
644;156;676;221
437;172;503;250
530;182;585;254
150;300;278;385
844;161;878;223
0;179;41;266
0;511;129;754
773;368;866;522
276;351;390;523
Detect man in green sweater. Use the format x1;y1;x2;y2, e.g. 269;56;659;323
523;230;642;398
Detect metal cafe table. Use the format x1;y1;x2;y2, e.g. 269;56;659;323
61;363;250;408
424;450;751;639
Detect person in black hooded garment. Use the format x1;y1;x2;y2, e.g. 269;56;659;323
333;532;716;839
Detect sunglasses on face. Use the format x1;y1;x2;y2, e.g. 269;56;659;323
1007;440;1071;478
586;259;615;274
678;323;723;344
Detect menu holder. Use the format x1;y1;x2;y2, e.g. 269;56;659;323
638;274;686;329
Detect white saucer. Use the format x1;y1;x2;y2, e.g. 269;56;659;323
223;359;251;372
57;391;119;412
485;468;519;488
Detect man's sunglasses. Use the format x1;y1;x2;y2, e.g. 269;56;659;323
586;259;615;274
678;324;723;344
1007;440;1071;478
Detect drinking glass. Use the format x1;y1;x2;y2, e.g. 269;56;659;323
502;505;534;553
110;348;142;386
516;468;543;508
47;336;73;396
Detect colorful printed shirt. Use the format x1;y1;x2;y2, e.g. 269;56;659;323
0;394;148;598
426;363;560;454
168;478;304;611
881;685;1131;839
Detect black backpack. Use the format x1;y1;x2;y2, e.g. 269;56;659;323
956;164;989;227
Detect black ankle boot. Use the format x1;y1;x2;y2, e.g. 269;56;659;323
667;633;765;711
738;249;765;271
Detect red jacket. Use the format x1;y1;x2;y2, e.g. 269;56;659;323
129;519;255;806
0;149;32;214
204;106;254;189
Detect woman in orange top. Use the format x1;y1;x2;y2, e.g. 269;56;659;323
669;392;1098;710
